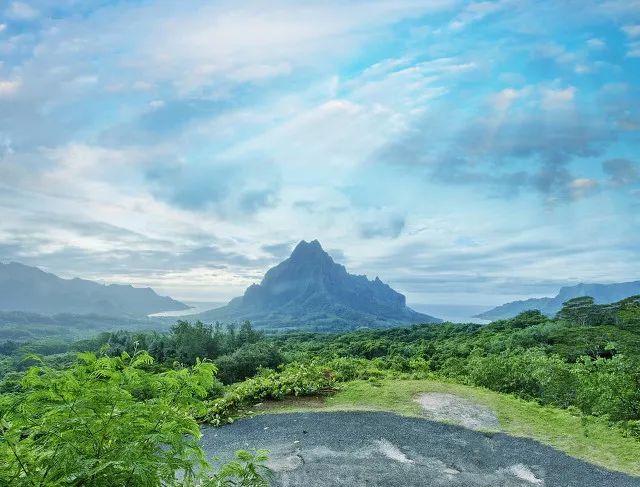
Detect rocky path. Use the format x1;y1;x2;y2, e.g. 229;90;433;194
201;411;640;486
416;392;501;430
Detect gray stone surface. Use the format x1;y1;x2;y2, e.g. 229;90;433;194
416;392;501;430
201;411;640;486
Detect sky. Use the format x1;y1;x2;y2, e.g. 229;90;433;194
0;0;639;307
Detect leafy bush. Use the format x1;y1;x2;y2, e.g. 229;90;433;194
467;350;543;398
0;351;217;486
573;355;640;423
618;296;640;331
215;343;283;385
325;356;387;381
205;362;336;425
200;450;271;487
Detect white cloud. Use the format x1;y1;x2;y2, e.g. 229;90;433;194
492;87;528;111
0;24;7;33
586;38;606;49
621;25;640;56
449;1;505;30
0;79;20;96
111;0;458;94
220;55;466;178
5;2;39;20
622;24;640;38
627;41;640;57
535;42;576;65
569;178;598;199
574;64;592;74
541;86;576;109
228;63;292;82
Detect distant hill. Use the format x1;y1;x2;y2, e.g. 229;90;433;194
0;310;168;342
196;240;441;330
476;281;640;320
0;262;189;317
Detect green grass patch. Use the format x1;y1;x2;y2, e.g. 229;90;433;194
256;378;640;476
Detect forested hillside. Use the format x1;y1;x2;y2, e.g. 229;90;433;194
1;294;639;485
478;281;640;320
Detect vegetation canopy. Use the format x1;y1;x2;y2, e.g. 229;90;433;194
0;349;269;486
1;295;640;484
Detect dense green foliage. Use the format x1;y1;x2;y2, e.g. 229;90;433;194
0;351;214;486
205;362;337;425
0;351;270;487
0;311;170;342
266;296;640;436
0;320;273;383
202;450;271;487
215;343;283;385
1;294;640;485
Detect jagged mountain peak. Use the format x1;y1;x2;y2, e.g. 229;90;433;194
289;239;331;262
197;240;441;330
292;239;323;252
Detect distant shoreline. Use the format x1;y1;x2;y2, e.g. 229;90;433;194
148;301;224;318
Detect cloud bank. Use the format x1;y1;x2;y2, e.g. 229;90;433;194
0;0;639;305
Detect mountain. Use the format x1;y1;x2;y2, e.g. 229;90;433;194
0;262;189;317
0;310;169;342
476;281;640;320
196;240;441;330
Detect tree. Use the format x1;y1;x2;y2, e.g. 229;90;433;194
237;321;260;347
617;295;640;330
169;321;222;365
508;309;548;328
215;343;283;384
555;296;616;326
225;324;237;352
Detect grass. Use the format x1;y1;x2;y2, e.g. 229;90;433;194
254;378;640;476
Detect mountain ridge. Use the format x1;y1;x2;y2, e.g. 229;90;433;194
196;240;441;330
476;280;640;320
0;261;189;317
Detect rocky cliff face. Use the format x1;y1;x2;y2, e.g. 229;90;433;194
198;240;440;330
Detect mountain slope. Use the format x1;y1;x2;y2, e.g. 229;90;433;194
476;281;640;320
0;262;189;317
197;240;440;329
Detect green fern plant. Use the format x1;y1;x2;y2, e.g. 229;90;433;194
0;351;217;486
199;450;272;487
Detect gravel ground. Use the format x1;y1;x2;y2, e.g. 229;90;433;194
416;392;501;430
201;412;640;487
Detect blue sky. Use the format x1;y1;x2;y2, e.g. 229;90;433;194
0;0;639;307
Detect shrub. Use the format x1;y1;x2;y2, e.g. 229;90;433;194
205;362;336;425
200;450;271;487
573;355;640;423
215;343;283;385
467;351;542;398
325;357;387;381
0;351;216;486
